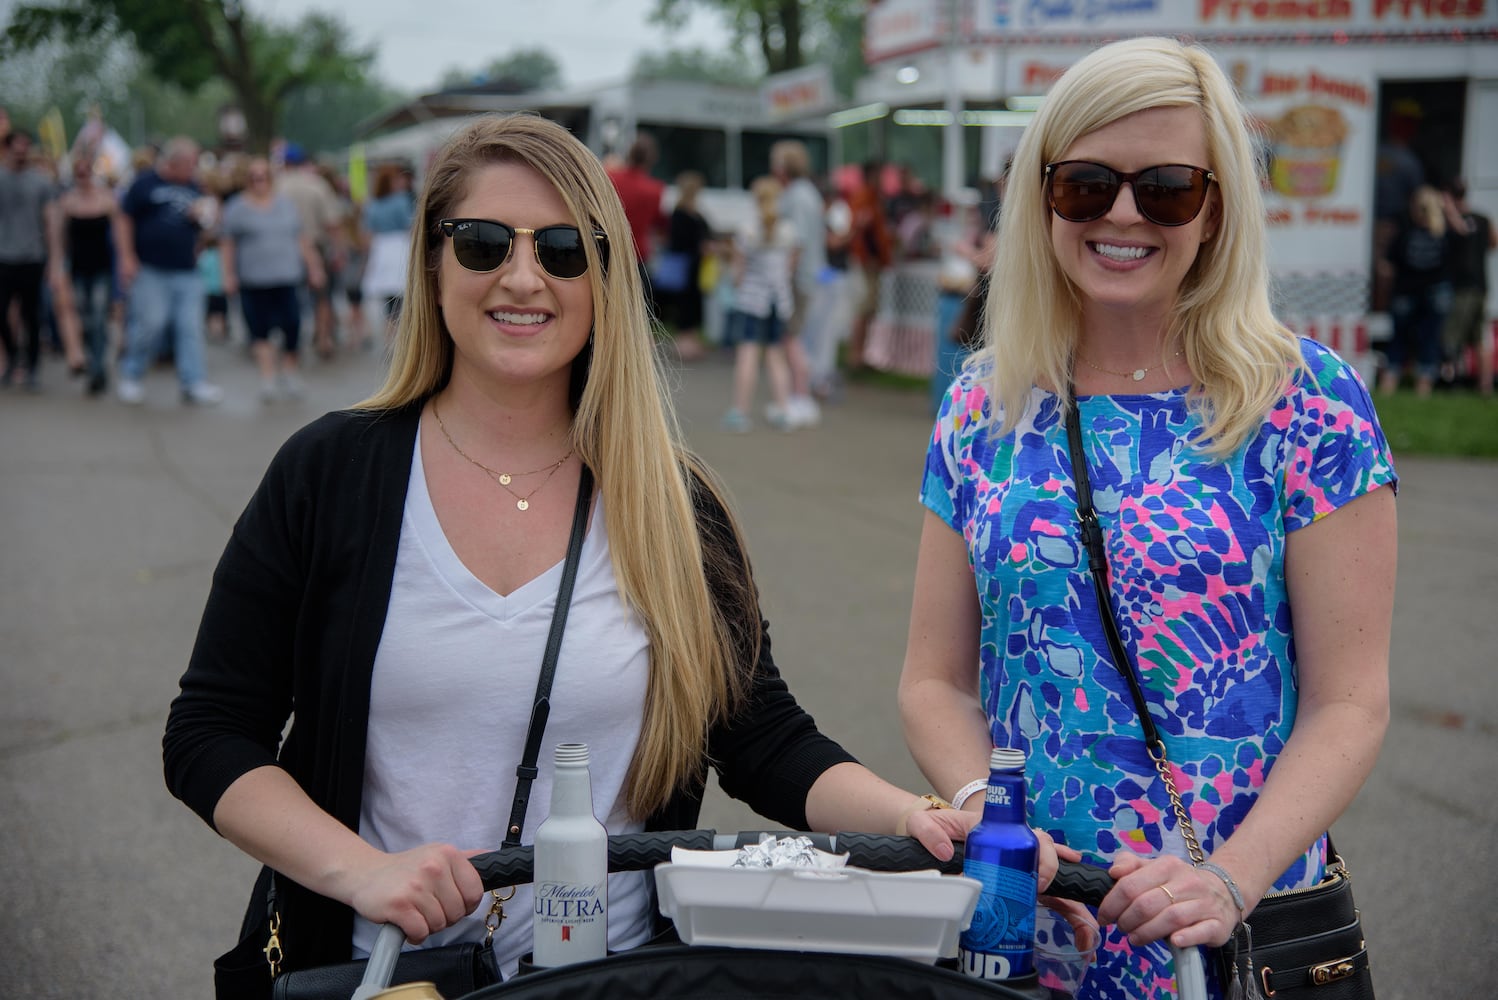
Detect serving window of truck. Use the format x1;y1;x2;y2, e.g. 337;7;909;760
855;0;1497;379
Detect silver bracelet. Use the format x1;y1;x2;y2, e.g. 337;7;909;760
1197;860;1247;921
950;778;990;811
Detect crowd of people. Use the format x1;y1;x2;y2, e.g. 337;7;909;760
1374;175;1495;398
0;109;415;404
600;133;953;434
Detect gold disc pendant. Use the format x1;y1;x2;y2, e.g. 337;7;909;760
516;499;529;511
499;474;513;485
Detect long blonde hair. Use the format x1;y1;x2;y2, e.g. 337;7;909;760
358;113;752;817
979;36;1304;457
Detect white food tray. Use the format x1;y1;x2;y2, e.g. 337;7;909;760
653;862;981;963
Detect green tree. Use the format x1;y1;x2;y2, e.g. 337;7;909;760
630;46;761;87
438;48;564;93
651;0;862;76
280;78;409;155
1;0;373;151
0;34;229;150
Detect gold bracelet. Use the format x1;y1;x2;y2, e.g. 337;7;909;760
896;793;952;836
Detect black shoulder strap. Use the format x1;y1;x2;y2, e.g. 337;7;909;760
1067;395;1342;872
1064;395;1166;753
503;464;595;846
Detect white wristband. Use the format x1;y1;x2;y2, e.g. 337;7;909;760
950;778;990;811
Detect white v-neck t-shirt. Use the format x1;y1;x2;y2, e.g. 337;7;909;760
352;422;653;973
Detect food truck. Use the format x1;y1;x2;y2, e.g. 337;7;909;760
354;78;832;236
849;0;1498;380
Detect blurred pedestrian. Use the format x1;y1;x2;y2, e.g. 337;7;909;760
331;173;370;351
770;139;823;427
722;175;798;432
1371;101;1425;313
361;163;415;341
661;170;711;361
198;168;234;345
1378;184;1451;397
1440;177;1495;396
606;133;667;313
220;156;326;402
276;144;344;358
845;160;892;371
114;136;223;405
0;129;55;389
799;178;854;400
46;151;121;395
930;195;994;415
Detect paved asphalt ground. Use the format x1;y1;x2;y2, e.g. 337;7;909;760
2;337;1494;997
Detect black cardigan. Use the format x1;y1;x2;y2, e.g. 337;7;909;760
162;402;857;996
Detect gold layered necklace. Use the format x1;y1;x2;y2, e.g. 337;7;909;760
433;403;571;512
1077;348;1184;383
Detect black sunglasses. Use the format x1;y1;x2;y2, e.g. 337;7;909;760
438;218;608;280
1044;160;1216;227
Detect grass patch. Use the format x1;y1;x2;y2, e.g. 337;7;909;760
850;367;1498;461
1373;389;1498;460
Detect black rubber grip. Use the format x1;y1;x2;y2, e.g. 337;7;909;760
608;829;715;871
470;830;715;890
834;833;1114;906
834;831;966;875
1047;860;1115;907
471;844;533;889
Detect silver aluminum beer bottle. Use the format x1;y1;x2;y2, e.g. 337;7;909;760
958;746;1039;982
531;742;608;967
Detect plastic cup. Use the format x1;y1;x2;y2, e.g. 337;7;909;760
1033;904;1100;999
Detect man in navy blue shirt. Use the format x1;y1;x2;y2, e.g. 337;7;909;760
115;136;223;405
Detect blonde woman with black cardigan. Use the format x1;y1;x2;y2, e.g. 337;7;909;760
162;114;1048;998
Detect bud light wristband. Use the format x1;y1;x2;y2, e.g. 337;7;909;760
950;778;991;811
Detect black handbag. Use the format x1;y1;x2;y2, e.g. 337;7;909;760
1064;396;1374;999
272;941;499;999
1245;858;1372;999
271;468;595;1000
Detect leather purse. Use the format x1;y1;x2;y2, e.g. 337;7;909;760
272;941;498;999
1245;857;1372;999
271;468;596;1000
1064;396;1374;999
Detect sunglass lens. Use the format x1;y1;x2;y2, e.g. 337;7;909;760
453;220;511;272
1050;163;1120;222
535;227;589;279
1135;166;1208;226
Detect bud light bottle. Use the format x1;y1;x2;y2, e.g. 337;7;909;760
958;746;1039;982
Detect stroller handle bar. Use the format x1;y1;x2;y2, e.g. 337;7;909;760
467;829;1117;904
356;830;1205;1000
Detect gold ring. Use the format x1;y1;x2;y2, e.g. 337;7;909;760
1158;884;1177;905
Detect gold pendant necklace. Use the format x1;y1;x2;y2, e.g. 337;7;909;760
1078;348;1183;382
433;403;571;511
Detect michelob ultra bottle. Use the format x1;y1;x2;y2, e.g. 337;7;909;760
531;742;608;967
958;746;1039;981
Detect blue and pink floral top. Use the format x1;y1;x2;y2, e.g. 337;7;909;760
921;338;1396;999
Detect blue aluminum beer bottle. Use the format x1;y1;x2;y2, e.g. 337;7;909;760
958;746;1039;982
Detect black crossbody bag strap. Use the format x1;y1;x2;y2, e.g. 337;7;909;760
1064;395;1165;752
503;464;595;846
264;465;595;975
